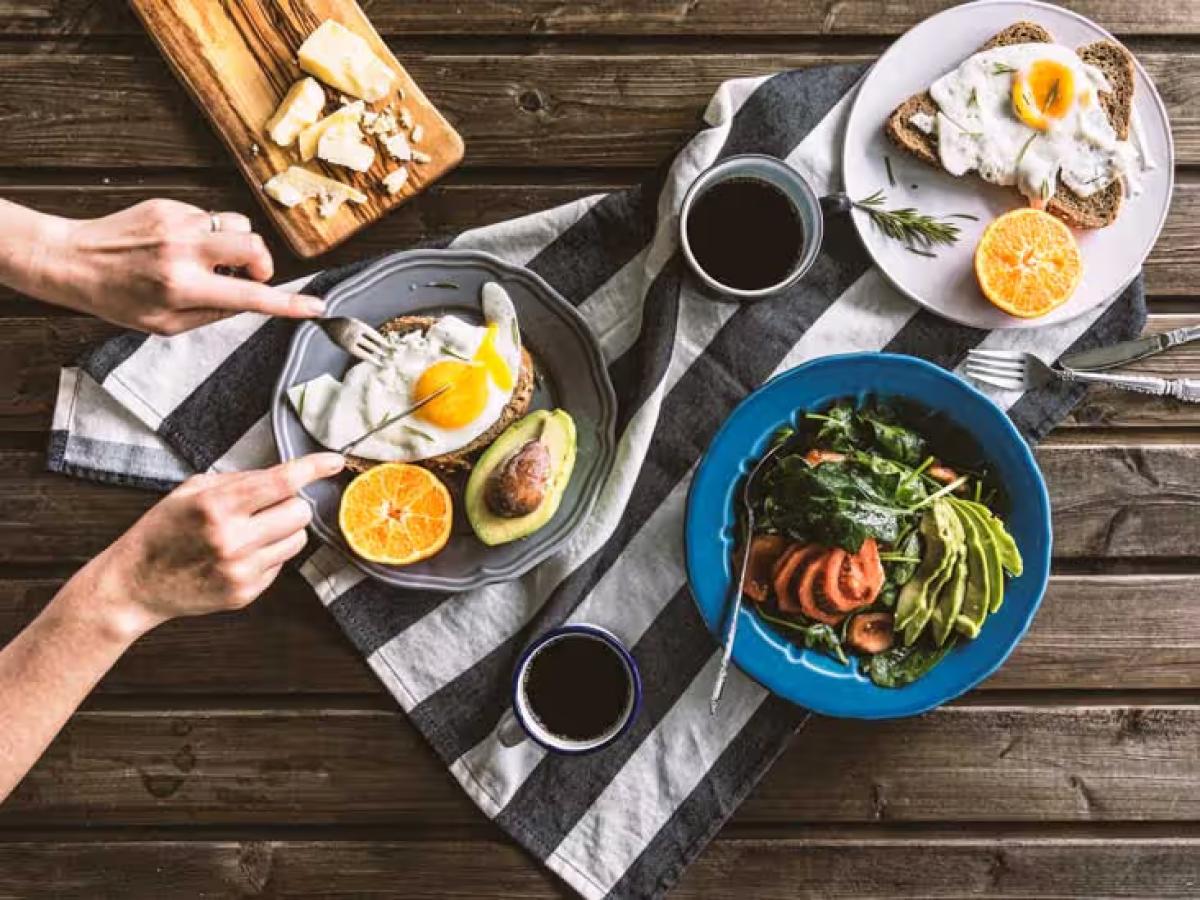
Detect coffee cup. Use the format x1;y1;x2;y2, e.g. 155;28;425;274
498;624;642;755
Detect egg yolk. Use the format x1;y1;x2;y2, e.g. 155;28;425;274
412;324;515;429
1012;60;1075;130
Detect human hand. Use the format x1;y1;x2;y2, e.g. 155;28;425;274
84;452;345;639
22;198;324;334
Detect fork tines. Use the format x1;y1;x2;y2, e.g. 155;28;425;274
964;348;1027;391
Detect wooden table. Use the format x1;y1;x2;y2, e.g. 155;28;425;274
2;2;1198;896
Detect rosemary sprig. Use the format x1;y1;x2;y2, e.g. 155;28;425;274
940;112;981;138
967;87;979;108
949;213;981;221
1044;77;1061;111
993;62;1018;75
885;154;896;187
853;190;964;249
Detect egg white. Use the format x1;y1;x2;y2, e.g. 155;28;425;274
925;43;1140;206
288;283;522;462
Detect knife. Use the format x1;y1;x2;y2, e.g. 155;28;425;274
1060;325;1200;372
336;385;451;456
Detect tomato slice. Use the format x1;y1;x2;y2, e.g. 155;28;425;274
737;534;788;603
773;545;822;615
795;551;845;626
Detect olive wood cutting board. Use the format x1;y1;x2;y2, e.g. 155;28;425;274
128;0;465;258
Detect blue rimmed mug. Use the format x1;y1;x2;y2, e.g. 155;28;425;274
679;153;848;301
498;624;642;755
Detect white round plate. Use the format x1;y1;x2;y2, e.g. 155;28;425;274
842;0;1173;329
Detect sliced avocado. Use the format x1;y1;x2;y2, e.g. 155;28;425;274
958;501;1004;617
903;543;957;647
960;499;1023;578
951;502;991;639
930;550;967;647
895;500;961;640
465;409;577;546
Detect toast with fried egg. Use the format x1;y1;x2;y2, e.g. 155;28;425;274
885;21;1135;228
344;315;537;475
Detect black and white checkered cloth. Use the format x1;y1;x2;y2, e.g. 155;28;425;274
49;65;1143;898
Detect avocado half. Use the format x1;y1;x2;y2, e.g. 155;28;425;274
465;409;577;546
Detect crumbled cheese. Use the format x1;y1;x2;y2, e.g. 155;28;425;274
411;149;432;164
909;111;936;136
399;107;413;129
382;166;409;194
363;109;399;137
410;124;424;144
383;132;412;161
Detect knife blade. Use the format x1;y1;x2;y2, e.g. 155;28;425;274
336;384;451;456
1061;325;1200;372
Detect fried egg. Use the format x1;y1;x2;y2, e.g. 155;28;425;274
925;43;1140;207
288;282;522;462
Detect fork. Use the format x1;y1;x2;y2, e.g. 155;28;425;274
966;349;1200;402
313;316;391;366
710;429;806;716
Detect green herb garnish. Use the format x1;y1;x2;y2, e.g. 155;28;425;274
993;62;1018;75
1014;133;1038;170
403;424;435;441
968;87;979;108
853;190;963;249
756;611;849;665
885;155;896;187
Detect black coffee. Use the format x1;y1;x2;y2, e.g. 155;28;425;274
686;177;804;291
523;635;631;741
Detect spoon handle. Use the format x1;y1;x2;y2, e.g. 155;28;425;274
710;513;754;716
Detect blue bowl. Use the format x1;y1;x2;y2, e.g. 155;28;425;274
685;352;1052;719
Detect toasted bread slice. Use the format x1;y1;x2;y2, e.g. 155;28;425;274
884;21;1135;229
345;315;537;475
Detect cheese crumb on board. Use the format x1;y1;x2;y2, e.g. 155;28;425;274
297;20;396;103
399;108;414;129
382;166;409;194
410;124;424;144
265;77;326;147
411;149;432;164
263;166;367;216
298;101;364;162
317;121;375;172
383;132;412;162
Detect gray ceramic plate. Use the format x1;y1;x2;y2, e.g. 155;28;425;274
271;249;618;592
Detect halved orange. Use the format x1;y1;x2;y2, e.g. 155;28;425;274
339;463;453;565
974;208;1082;319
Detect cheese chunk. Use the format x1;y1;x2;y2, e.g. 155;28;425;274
263;166;368;216
317;121;375;172
382;166;409;194
382;131;412;162
297;101;363;161
297;20;396;103
265;77;325;147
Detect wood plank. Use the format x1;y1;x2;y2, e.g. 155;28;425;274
6;307;1200;434
0;832;1197;898
127;0;463;258
1;174;1198;299
2;573;1194;695
0;48;1197;169
3;443;1198;561
0;178;609;321
6;705;1199;825
4;1;1200;37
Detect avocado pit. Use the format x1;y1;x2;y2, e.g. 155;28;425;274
485;438;551;517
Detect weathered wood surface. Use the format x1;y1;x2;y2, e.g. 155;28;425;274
2;443;1197;561
1;833;1198;898
2;574;1195;694
6;704;1199;825
0;173;1198;302
3;1;1200;36
6;311;1200;434
1;48;1199;169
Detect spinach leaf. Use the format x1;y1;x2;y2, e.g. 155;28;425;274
885;529;922;587
862;637;956;687
758;456;912;551
859;403;927;466
847;451;928;507
808;402;861;451
876;582;899;609
757;610;849;665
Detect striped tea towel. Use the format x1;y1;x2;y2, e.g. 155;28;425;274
49;64;1144;899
